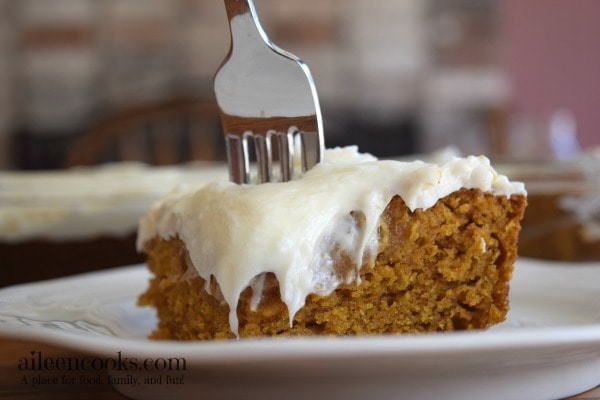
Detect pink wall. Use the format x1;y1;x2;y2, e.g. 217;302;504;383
502;0;600;149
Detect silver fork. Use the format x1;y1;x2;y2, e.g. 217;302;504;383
214;0;324;184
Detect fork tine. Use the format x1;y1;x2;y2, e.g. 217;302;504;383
226;133;250;184
299;131;322;173
253;133;272;184
275;129;295;182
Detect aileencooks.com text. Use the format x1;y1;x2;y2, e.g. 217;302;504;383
18;350;188;372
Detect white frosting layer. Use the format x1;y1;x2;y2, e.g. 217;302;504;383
0;162;227;242
138;147;526;335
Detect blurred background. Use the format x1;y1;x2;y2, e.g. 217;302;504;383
2;0;600;283
0;0;599;170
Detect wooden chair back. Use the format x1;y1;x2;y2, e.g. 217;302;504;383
64;97;225;167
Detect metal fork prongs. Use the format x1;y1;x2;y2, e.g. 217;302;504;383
215;0;324;184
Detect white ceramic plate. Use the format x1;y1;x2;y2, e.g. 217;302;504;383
1;258;599;400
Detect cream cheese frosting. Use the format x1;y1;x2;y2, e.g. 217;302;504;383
0;162;227;242
137;147;526;335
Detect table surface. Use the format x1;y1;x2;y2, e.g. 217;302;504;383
1;337;598;400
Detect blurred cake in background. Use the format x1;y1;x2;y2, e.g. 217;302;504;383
497;149;600;261
0;162;226;287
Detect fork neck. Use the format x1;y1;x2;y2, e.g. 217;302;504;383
223;0;267;45
223;0;252;19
